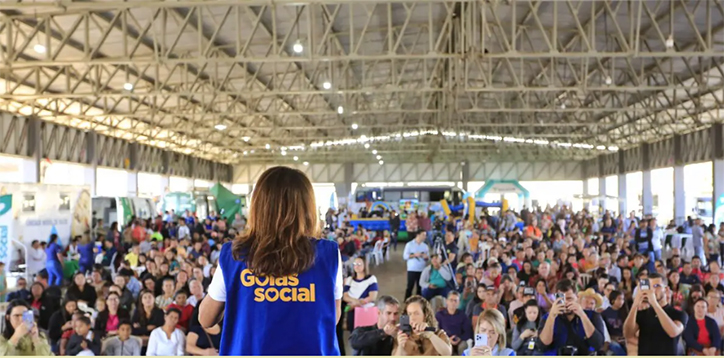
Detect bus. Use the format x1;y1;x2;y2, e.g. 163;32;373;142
350;186;464;215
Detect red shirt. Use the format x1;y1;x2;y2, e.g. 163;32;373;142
697;319;712;347
168;303;194;330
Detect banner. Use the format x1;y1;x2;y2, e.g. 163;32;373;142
0;194;12;266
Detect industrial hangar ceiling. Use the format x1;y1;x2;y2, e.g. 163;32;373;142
0;0;723;165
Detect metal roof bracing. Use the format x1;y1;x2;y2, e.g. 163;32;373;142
1;0;723;165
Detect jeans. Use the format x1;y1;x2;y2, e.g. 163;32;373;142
608;341;626;356
422;286;451;301
653;249;661;261
47;261;63;286
405;271;423;300
695;246;707;266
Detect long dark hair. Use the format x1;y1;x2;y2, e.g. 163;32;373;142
516;299;541;331
49;234;59;245
3;300;31;340
231;167;318;277
136;289;157;327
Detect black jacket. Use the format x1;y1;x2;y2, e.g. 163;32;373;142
65;284;98;305
38;286;62;331
65;333;101;356
47;310;72;345
349;324;395;356
131;307;165;337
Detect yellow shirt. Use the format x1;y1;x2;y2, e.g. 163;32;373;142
124;252;139;267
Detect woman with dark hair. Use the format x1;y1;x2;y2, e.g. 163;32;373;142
45;234;64;286
683;298;721;355
65;272;97;305
343;256;379;331
47;298;77;352
131;289;165;348
94;291;130;339
393;295;452;356
466;284;487;319
0;300;52;355
511;300;540;355
199;166;343;355
29;282;43;311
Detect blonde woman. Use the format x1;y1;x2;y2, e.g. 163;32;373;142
463;309;516;356
394;295;452;356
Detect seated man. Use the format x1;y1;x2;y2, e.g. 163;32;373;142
419;254;453;300
538;279;605;355
435;291;472;355
6;277;31;302
349;295;400;356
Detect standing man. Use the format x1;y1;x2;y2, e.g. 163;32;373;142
403;231;430;299
389;210;401;251
692;218;707;266
623;272;687;355
349;295;400;356
650;218;664;261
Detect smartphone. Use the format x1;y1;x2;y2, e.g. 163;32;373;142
555;292;565;304
399;315;412;333
475;333;488;347
640;278;650;291
22;310;34;329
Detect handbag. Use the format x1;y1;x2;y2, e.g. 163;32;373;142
353;306;378;328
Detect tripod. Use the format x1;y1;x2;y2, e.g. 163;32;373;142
431;230;459;291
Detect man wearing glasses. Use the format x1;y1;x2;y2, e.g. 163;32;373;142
624;273;687;355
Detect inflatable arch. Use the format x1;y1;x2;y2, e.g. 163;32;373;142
369;201;391;212
474;180;530;209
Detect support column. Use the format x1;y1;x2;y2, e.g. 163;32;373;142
583;179;590;196
618;174;628;216
127;143;139;197
642;171;653;217
334;163;354;209
599;177;607;212
674;165;686;225
714;159;724;225
84;132;97;196
25;118;41;183
160;176;170;194
461;161;470;192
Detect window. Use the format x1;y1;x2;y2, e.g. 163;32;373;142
428;190;446;202
384;190;401;202
401;191;418;199
22;194;35;212
59;193;71;211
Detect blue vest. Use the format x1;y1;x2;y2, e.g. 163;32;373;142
218;239;340;355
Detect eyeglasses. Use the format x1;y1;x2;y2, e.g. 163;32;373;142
353;262;364;266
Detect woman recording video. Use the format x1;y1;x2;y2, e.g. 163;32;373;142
394;295;452;356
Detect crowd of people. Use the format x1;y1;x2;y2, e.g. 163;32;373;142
341;206;724;356
3;169;724;356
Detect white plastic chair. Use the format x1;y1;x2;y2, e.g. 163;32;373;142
580;273;592;288
371;241;385;266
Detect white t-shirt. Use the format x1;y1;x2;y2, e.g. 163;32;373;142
208;250;344;302
146;327;186;356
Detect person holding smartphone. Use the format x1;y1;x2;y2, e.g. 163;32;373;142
537;279;605;355
463;308;515;356
394;296;452;356
0;300;52;355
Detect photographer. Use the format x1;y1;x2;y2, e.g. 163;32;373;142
623;273;686;355
538;279;604;355
349;296;400;356
394;296;452;356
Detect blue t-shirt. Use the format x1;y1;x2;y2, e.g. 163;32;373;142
217;240;340;355
79;243;95;264
45;242;62;264
462;344;516;356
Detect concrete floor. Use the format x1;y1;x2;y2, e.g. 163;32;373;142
342;246;408;355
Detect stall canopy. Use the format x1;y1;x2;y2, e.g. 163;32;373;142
210;183;243;221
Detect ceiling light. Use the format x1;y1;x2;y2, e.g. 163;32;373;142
303;161;309;166
243;151;248;155
123;82;134;91
293;40;304;53
364;143;370;149
372;150;378;155
337;106;344;114
293;156;299;161
665;35;674;49
242;136;250;142
250;150;255;153
33;44;46;54
265;144;271;150
281;150;287;156
604;76;612;85
351;123;358;130
376;155;382;160
379;160;384;165
560;103;566;109
214;124;227;130
322;81;332;90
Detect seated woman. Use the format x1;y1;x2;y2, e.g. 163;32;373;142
511;300;540;355
94;292;130;339
147;308;185;356
0;300;52;355
185;320;222;356
463;308;515;356
393;295;452;356
683;298;721;356
343;257;378;331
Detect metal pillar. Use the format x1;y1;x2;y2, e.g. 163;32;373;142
334;163;354;209
642;171;653;217
618;174;628;216
84;131;97;196
713;159;724;225
461;161;470;192
674;166;686;225
25;118;41;183
599;177;607;212
127;143;139;197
